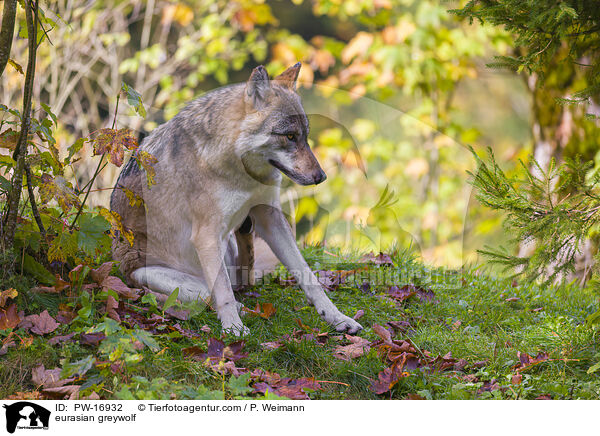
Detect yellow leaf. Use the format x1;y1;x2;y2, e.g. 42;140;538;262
161;4;194;26
341;32;374;64
0;129;19;150
0;288;18;307
7;58;23;74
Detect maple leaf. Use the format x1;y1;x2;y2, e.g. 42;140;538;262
32;364;75;389
370;364;410;394
0;304;23;330
512;351;550;372
39;174;80;213
333;334;371;361
20;310;60;335
250;370;322;400
92;128;138;166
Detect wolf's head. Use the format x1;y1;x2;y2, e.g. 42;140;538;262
238;63;326;186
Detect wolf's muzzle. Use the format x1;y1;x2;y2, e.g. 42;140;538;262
312;168;327;185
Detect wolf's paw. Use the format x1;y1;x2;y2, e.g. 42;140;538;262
221;320;250;337
218;305;249;336
319;307;363;334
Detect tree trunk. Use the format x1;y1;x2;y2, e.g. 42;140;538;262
2;0;37;249
0;0;17;78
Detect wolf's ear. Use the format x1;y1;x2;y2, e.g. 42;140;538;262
245;65;271;109
274;62;301;91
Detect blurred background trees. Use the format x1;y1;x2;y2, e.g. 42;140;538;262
4;0;591;275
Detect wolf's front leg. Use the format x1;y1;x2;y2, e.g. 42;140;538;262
251;204;363;334
191;223;248;336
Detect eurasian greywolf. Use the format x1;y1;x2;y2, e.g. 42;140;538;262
110;63;363;335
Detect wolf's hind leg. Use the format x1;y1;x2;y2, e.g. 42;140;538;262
130;266;211;303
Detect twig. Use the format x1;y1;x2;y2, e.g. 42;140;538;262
24;161;46;238
69;93;120;230
315;380;350;387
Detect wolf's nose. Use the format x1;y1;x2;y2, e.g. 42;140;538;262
313;168;327;185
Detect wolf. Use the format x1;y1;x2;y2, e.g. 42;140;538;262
110;63;363;336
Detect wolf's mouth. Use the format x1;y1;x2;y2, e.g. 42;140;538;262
268;159;292;177
268;159;312;185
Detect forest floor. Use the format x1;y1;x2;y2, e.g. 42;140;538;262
1;247;599;400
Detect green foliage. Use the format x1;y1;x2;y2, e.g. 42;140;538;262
452;0;600;107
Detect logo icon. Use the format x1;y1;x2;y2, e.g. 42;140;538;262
2;402;51;434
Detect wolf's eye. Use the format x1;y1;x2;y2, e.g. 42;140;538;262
286;134;296;141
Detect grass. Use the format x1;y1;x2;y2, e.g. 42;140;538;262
1;246;599;400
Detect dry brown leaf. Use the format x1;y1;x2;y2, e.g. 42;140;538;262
32;364;75;389
105;295;120;322
101;276;140;300
333;335;370;361
24;310;60;335
90;262;113;284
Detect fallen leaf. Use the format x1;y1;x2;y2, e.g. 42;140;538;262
32;365;75;389
6;391;42;400
184;338;248;364
79;332;106;346
48;332;76;345
56;310;76;324
105;295;120;322
0;303;22;330
90;262;113;284
388;284;435;303
251;370;322;400
42;385;80;400
535;394;552;400
165;307;190;320
511;374;523;385
22;310;59;335
333;335;370;361
0;340;15;355
505;297;520;302
513;351;550;372
101;276;140;300
242;303;276;319
371;364;410;394
361;252;393;266
0;288;18;307
406;393;426;400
